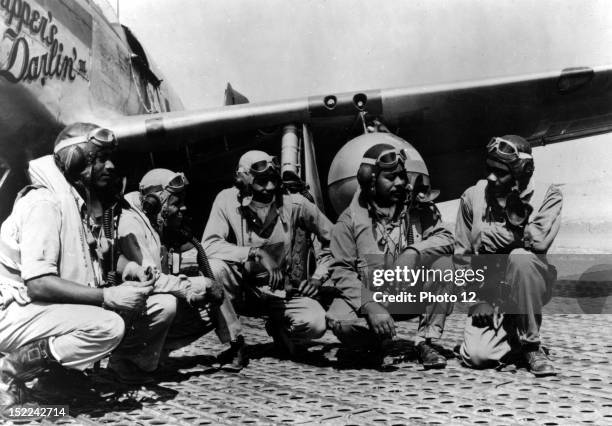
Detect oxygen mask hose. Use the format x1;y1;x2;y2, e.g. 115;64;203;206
102;204;120;287
177;228;224;307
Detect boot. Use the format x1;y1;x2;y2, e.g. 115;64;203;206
417;340;447;369
0;338;57;406
264;321;310;360
108;358;155;385
30;366;100;403
524;345;556;377
216;336;248;372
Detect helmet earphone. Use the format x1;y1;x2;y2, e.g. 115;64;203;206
54;144;91;183
141;191;163;217
234;167;254;195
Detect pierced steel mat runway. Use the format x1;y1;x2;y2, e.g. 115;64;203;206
3;302;612;425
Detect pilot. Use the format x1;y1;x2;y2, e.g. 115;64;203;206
0;123;149;405
326;143;455;369
112;168;243;380
455;135;562;376
202;150;332;357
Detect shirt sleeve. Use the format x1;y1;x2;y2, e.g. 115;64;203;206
525;184;563;253
19;197;62;281
295;196;334;280
330;219;374;312
201;191;251;263
454;188;474;256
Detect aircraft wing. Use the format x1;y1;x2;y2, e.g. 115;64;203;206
106;65;612;201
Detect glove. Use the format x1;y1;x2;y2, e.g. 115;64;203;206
251;249;284;290
297;277;322;298
121;261;154;283
505;191;533;227
103;282;153;312
363;302;396;338
0;282;30;308
184;276;225;308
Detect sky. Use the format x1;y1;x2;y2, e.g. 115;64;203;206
113;0;612;110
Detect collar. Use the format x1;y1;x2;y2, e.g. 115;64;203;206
69;184;87;218
368;199;407;225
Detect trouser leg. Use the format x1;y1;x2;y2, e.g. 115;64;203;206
505;249;553;346
326;297;379;348
164;299;215;352
0;302;125;371
266;295;327;342
112;294;177;372
210;259;325;342
209;259;244;342
415;256;454;344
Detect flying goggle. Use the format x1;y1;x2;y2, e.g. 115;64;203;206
53;127;118;154
141;172;189;196
361;148;408;170
248;156;280;175
486;137;532;163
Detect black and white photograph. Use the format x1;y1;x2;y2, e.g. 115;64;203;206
0;0;611;424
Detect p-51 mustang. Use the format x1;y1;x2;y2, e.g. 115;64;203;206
1;0;612;259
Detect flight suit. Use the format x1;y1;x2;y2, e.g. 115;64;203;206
455;180;562;368
327;190;455;346
113;191;241;372
202;187;332;343
0;156;124;371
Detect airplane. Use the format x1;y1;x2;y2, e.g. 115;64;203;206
2;0;612;270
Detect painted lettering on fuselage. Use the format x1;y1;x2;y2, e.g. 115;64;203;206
0;0;87;83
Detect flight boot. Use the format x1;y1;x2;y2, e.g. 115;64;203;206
417;340;447;369
216;335;249;372
30;365;101;403
524;345;556;377
0;338;58;406
265;321;309;360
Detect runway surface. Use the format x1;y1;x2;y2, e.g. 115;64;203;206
3;287;611;426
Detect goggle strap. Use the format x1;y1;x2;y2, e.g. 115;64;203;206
53;129;117;154
53;136;87;153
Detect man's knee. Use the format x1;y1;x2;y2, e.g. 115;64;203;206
460;341;499;369
460;316;511;369
148;294;178;326
507;248;548;291
288;299;326;340
209;259;241;293
86;309;125;352
507;248;540;272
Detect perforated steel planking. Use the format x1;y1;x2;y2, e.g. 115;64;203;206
3;309;611;425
